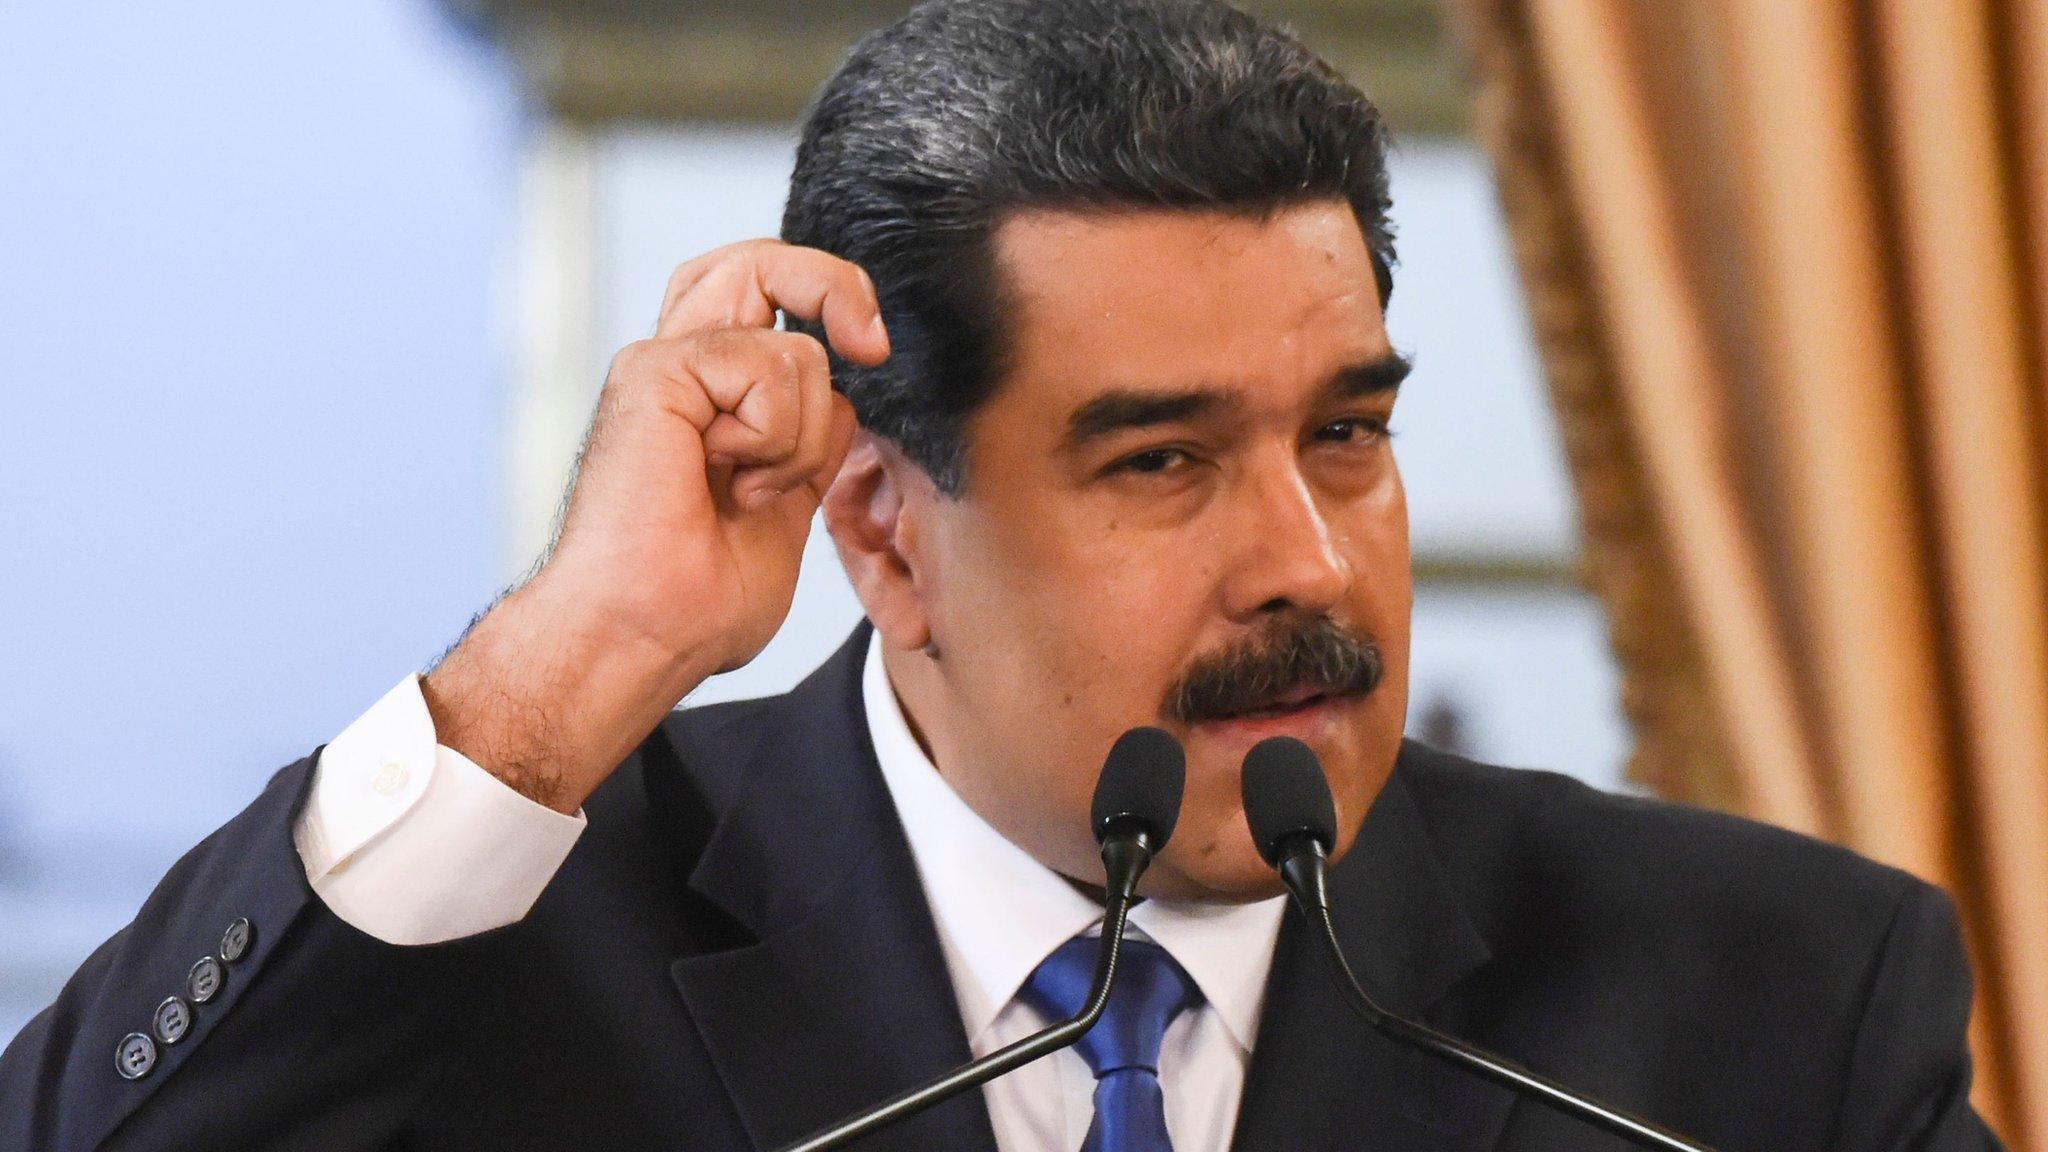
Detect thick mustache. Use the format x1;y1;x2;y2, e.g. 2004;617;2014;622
1164;617;1383;724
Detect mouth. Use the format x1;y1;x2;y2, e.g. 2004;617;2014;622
1191;686;1363;738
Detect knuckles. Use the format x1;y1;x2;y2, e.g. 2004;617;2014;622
608;338;666;380
599;245;854;464
794;333;832;378
607;331;786;385
602;331;823;451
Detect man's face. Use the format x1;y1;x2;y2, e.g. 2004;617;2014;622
885;200;1410;900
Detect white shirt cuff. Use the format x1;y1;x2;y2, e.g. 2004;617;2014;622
293;672;587;945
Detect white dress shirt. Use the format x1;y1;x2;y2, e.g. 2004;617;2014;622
293;673;586;944
860;639;1289;1152
295;641;1287;1151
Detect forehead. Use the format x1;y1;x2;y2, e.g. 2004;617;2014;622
990;201;1390;398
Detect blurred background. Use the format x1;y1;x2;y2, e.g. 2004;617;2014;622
2;0;2040;1140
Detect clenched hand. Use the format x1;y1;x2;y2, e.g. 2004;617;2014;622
422;241;888;811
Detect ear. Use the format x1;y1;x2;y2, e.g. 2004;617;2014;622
823;432;936;653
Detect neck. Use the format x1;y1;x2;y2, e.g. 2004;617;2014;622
877;636;1109;893
878;638;952;776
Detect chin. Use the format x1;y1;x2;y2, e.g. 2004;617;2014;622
1136;824;1291;903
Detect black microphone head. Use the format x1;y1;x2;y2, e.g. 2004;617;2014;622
1240;736;1338;866
1090;726;1186;847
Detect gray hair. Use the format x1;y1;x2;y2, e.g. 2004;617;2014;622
782;0;1397;493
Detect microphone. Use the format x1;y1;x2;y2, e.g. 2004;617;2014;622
1240;737;1724;1152
773;726;1187;1152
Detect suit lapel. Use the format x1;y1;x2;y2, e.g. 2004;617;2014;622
666;625;999;1152
656;633;1514;1152
1232;749;1519;1152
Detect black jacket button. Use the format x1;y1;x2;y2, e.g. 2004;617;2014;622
152;996;193;1045
116;1032;157;1080
187;956;225;1003
220;918;254;963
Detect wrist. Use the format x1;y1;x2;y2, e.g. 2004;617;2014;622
536;547;744;676
422;575;721;813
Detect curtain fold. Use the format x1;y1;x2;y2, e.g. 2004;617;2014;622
1517;0;1834;836
1445;0;2048;1142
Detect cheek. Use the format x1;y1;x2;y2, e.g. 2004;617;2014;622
1328;469;1413;841
1332;464;1412;613
1349;470;1412;681
939;499;1196;701
926;510;1219;865
1041;536;1211;705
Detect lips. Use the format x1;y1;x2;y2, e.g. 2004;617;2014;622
1189;691;1350;745
1219;688;1329;721
1200;683;1367;725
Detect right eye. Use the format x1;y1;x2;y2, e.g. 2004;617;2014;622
1113;448;1192;475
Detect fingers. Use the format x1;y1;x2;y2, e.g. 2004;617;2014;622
656;240;891;367
673;329;842;508
808;394;861;501
780;338;838;498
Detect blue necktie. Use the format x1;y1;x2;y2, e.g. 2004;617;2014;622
1020;935;1204;1152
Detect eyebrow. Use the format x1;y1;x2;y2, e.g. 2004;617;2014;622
1060;352;1413;450
1330;353;1413;399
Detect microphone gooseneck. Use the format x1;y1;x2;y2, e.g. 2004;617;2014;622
772;727;1187;1152
1239;737;1724;1152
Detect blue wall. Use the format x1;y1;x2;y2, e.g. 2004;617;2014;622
0;3;519;857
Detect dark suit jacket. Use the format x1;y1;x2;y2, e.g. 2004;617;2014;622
1;625;2002;1151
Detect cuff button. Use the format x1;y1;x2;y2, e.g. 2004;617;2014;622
220;917;253;963
371;759;411;796
116;1032;157;1080
187;956;225;1003
152;996;192;1045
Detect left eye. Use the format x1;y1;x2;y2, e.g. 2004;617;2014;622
1315;417;1389;443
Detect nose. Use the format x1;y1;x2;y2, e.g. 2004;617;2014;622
1219;450;1349;621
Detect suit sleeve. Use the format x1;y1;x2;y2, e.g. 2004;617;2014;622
0;751;518;1152
1830;881;2006;1152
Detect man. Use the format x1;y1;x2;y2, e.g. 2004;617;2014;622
0;1;2000;1149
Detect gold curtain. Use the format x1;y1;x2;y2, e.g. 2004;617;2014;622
1444;0;2048;1142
